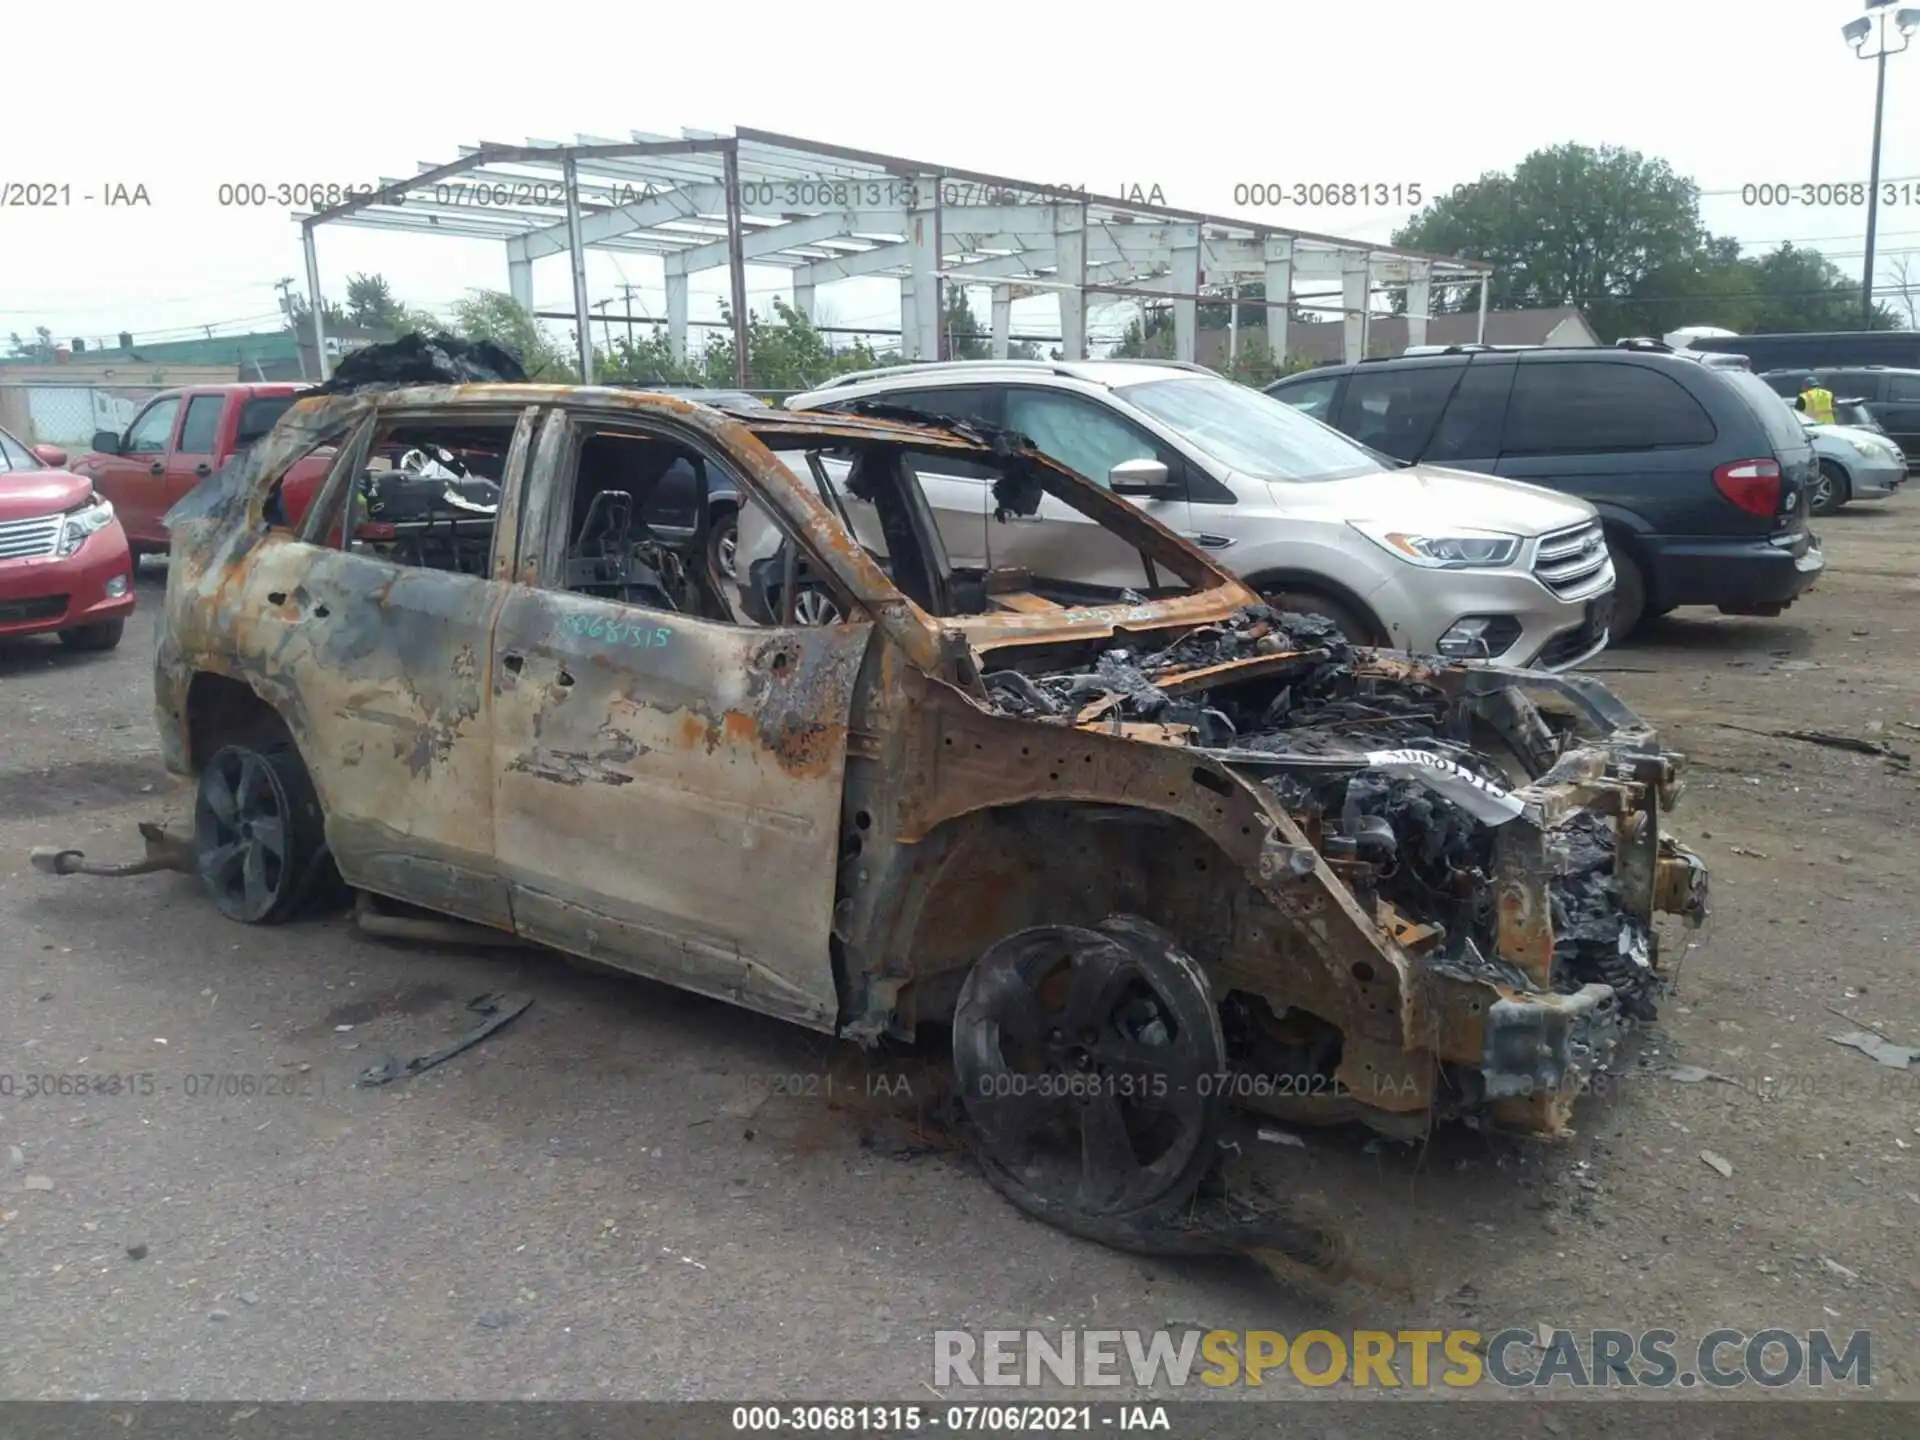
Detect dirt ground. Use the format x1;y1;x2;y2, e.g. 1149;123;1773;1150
2;500;1917;1405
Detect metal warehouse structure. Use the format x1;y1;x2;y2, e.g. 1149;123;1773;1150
298;127;1490;384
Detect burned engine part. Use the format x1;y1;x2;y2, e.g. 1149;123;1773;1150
1549;811;1658;1019
968;602;1689;1127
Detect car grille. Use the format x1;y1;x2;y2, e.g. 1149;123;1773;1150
1533;520;1610;599
0;513;63;561
0;594;68;624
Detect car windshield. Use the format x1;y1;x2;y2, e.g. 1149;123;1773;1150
0;425;45;471
1116;375;1388;482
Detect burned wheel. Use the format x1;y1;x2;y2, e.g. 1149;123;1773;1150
193;741;328;925
953;916;1225;1236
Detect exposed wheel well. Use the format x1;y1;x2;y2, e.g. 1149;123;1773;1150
1239;571;1389;645
886;801;1251;1030
184;673;290;772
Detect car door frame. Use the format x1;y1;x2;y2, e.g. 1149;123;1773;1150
488;403;871;1032
166;390;228;520
98;391;185;549
843;383;999;570
245;398;546;926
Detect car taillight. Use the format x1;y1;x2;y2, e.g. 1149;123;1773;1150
1713;458;1782;517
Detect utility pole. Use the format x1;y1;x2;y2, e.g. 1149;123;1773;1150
619;282;644;343
1844;2;1918;328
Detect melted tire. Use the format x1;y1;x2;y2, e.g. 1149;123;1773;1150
953;915;1226;1242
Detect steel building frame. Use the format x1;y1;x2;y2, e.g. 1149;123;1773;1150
298;126;1491;383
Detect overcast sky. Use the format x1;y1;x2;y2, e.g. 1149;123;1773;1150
3;0;1916;353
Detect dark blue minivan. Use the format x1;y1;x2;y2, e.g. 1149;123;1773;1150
1267;343;1823;634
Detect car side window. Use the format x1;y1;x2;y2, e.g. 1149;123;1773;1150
1427;363;1514;462
1334;365;1461;461
318;416;519;575
553;428;757;625
125;398;181;454
1273;375;1339;420
177;396;225;454
1503;362;1716;455
1003;388;1168;490
1889;375;1920;402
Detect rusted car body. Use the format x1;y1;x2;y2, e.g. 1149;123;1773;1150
151;381;1708;1241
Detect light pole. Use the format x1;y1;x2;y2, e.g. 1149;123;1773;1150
1844;2;1920;328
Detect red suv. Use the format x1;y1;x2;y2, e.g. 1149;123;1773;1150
0;425;135;651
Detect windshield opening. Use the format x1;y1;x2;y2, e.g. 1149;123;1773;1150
1117;375;1388;482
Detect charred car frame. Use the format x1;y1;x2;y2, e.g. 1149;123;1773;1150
144;379;1708;1247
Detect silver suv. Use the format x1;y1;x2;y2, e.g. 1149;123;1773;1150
773;360;1614;668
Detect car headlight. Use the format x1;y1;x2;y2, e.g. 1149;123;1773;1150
1349;521;1522;569
57;495;115;557
1844;437;1883;458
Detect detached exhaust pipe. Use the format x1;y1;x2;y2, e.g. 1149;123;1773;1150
30;822;196;879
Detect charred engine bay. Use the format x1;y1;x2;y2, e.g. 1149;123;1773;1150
983;605;1658;1018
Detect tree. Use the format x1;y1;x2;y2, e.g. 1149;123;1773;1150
1392;144;1711;339
600;298;895;390
1890;253;1920;330
602;327;705;385
342;272;438;333
449;290;578;380
7;326;56;361
1744;244;1901;333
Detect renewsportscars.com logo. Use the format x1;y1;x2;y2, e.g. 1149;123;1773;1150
933;1328;1873;1390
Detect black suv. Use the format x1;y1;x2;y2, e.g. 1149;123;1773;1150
1757;366;1920;463
1267;343;1823;634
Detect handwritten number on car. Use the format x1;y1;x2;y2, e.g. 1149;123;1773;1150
560;613;671;649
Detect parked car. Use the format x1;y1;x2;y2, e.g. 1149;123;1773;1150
0;423;135;651
1266;342;1824;635
73;383;332;552
146;374;1708;1248
1757;366;1920;464
1791;408;1907;514
779;360;1615;670
1682;329;1920;375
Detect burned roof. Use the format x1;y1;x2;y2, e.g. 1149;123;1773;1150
311;333;529;395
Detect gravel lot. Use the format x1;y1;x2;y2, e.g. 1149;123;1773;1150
3;504;1917;1403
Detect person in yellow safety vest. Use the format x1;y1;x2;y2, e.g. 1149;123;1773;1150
1798;376;1836;425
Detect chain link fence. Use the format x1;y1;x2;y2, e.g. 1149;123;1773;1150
0;384;170;448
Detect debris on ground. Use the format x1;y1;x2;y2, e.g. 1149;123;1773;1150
1714;722;1912;766
29;822;194;878
22;1175;53;1191
311;332;529;395
357;992;534;1086
1668;1064;1736;1086
1700;1151;1734;1179
1829;1030;1920;1070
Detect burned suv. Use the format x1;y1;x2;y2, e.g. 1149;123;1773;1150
145;376;1707;1249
